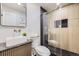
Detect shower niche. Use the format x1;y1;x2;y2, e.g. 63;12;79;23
55;19;68;28
0;3;26;27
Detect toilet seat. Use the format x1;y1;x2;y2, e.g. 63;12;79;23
34;46;50;56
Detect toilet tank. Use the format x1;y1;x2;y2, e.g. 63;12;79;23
32;37;40;48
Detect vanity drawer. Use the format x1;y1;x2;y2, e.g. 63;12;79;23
0;42;32;56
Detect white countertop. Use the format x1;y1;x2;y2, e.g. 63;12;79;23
0;40;32;52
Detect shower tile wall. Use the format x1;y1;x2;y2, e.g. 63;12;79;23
48;4;79;55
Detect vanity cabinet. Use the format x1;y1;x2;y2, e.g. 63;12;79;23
0;42;32;56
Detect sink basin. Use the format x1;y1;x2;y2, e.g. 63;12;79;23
6;36;27;47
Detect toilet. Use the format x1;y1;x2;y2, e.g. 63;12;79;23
31;35;50;56
34;46;50;56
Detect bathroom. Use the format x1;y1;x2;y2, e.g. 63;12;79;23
0;3;41;56
0;3;79;56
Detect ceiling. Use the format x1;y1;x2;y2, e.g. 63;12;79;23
39;3;70;12
2;3;26;13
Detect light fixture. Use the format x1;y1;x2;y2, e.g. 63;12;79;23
17;3;21;5
56;3;60;6
56;3;62;9
59;8;62;10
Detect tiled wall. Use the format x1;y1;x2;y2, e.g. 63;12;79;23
48;4;79;54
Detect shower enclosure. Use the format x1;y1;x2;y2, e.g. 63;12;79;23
48;3;79;56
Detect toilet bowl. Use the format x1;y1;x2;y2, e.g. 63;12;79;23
34;46;50;56
31;34;50;56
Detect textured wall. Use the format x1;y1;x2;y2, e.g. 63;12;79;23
48;4;79;54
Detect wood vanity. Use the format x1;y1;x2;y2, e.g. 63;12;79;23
0;42;32;56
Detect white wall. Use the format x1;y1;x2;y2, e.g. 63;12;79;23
26;3;40;45
26;3;40;35
0;3;40;45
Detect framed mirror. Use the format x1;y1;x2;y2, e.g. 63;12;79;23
0;3;26;27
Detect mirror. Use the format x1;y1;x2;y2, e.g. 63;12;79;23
0;3;26;27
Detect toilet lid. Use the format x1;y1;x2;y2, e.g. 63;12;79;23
35;46;50;56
